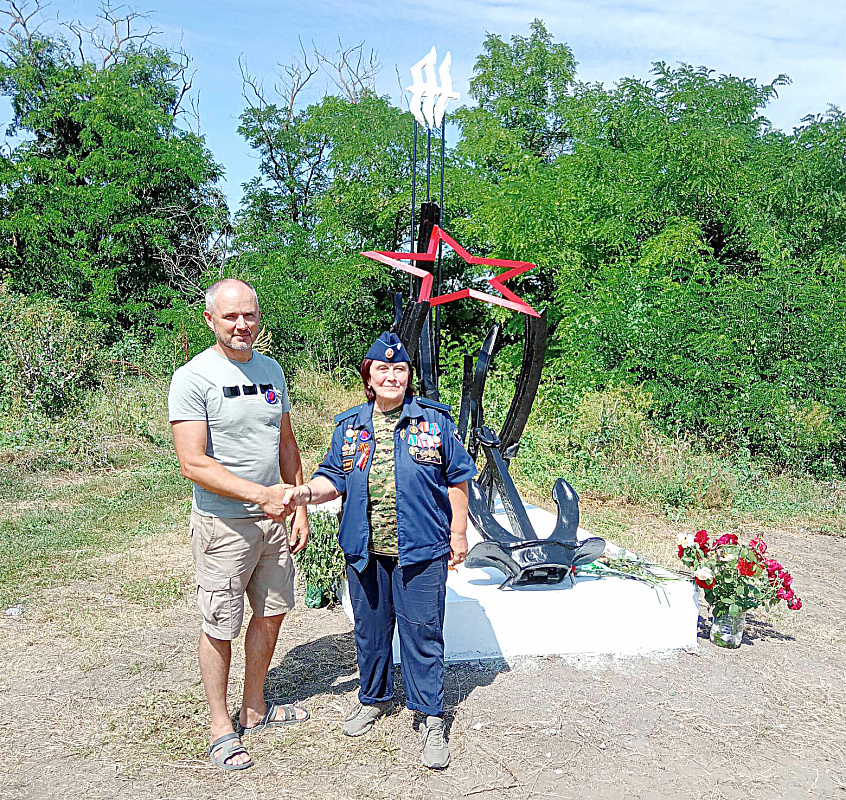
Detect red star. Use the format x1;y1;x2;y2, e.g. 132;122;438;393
362;226;540;318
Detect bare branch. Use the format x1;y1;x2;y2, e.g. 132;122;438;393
0;0;48;63
315;39;380;103
0;0;46;39
62;1;159;69
62;21;87;64
166;45;195;123
272;39;317;125
153;199;232;297
189;91;201;135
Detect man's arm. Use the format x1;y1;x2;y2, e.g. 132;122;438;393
278;412;309;554
171;419;290;520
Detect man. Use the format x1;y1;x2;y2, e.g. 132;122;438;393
168;278;309;771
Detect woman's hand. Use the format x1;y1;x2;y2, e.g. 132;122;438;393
447;482;470;567
280;483;310;510
449;529;468;567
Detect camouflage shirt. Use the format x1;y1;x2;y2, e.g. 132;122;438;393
367;406;401;556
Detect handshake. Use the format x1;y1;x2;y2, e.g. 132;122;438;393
261;482;312;522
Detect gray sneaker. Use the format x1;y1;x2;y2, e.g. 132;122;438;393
420;715;450;769
342;700;391;737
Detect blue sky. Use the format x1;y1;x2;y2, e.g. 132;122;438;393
7;0;845;208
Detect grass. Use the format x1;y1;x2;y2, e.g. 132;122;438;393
0;462;189;607
0;368;842;611
121;572;192;608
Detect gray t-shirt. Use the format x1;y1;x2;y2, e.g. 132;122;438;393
168;348;291;518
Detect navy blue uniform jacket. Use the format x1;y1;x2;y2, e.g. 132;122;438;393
313;395;477;572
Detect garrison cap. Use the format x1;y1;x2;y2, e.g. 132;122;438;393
364;332;411;363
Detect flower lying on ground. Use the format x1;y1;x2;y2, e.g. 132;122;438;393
677;530;803;618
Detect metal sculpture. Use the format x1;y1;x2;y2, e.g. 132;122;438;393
360;50;605;588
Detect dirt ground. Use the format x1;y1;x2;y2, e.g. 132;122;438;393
1;503;844;800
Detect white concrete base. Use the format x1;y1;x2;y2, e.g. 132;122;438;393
336;502;699;662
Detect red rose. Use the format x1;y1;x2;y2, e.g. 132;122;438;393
750;537;767;554
678;545;685;559
694;530;709;545
777;587;795;601
715;533;739;546
788;597;802;611
694;576;716;589
737;558;755;577
782;574;793;589
765;558;781;575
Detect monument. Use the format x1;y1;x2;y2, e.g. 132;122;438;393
341;48;699;659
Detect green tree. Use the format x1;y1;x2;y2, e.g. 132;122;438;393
457;33;845;470
0;2;225;329
459;18;578;163
234;45;420;370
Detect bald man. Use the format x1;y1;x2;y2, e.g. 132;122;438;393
168;279;309;771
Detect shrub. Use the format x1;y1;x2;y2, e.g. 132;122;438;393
294;509;346;607
566;387;652;458
0;286;103;416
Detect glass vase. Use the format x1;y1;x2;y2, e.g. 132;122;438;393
709;612;746;648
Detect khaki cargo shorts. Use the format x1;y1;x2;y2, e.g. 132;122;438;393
191;511;296;640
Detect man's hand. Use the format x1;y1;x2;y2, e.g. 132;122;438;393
449;529;468;567
259;484;291;522
289;507;309;554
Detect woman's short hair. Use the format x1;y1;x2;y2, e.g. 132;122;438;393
360;358;414;402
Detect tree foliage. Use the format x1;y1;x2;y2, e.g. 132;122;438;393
232;44;420;369
1;8;842;473
0;1;225;329
452;31;845;472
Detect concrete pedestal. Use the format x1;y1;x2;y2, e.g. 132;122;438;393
336;502;699;662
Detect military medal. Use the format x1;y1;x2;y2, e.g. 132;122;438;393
356;442;371;470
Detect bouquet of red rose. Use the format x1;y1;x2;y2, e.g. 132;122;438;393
677;530;802;619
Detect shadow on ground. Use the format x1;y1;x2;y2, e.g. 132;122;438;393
262;629;509;734
697;613;796;647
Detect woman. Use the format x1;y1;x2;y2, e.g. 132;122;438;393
283;332;476;769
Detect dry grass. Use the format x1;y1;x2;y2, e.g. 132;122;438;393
290;369;362;475
1;369;844;799
1;499;843;800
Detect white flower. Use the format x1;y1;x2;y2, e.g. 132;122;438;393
694;566;714;582
678;532;695;547
717;549;735;562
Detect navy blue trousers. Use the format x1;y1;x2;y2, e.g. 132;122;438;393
346;554;448;717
